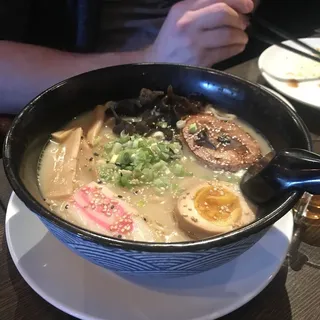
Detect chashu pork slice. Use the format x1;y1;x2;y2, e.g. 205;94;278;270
182;114;261;172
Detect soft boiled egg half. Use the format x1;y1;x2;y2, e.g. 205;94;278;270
175;181;256;239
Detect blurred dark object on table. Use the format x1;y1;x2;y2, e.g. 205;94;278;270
0;116;14;158
257;0;320;37
214;0;320;70
0;116;13;136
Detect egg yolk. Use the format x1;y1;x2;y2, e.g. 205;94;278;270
194;185;242;224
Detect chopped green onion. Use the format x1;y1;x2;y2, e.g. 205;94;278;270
157;121;168;128
119;132;130;143
141;168;154;182
98;133;190;188
110;154;118;164
152;160;167;171
189;123;197;134
111;142;122;155
137;200;146;208
153;178;168;189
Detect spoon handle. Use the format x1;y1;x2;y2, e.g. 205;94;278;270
276;149;320;194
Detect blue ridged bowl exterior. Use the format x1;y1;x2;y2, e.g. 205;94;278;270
40;216;268;277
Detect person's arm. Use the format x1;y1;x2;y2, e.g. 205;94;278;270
1;0;254;114
0;41;147;114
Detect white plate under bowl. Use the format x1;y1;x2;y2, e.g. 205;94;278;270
6;193;293;320
258;37;320;108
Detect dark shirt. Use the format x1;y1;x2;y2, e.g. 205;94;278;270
98;0;173;52
0;0;173;52
0;1;32;42
0;0;101;52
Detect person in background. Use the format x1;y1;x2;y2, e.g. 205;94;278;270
1;0;319;116
0;0;255;114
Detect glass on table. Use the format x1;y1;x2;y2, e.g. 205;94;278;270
302;194;320;247
290;193;320;270
306;195;320;220
306;137;320;222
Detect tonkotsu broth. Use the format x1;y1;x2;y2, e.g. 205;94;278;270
37;92;271;243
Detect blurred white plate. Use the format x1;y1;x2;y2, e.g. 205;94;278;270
258;38;320;108
6;193;293;320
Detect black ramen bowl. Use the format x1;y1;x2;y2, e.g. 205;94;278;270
3;64;311;277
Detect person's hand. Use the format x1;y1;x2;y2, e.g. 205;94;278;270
146;0;253;67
